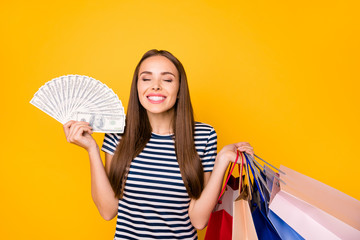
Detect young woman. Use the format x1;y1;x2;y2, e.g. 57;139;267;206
63;49;254;239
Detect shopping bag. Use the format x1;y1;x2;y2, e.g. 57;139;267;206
244;154;281;240
233;183;258;240
268;209;305;240
227;174;240;190
214;181;240;217
205;151;241;240
252;207;282;240
269;172;280;205
269;165;360;240
245;154;269;215
214;164;240;217
205;209;233;240
244;153;304;240
264;165;275;193
267;171;304;239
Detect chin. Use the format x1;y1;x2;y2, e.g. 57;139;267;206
147;109;169;115
146;107;175;115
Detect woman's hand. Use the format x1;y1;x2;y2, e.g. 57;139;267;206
63;120;97;151
217;142;254;164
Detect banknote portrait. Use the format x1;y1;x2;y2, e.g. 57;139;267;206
89;114;104;130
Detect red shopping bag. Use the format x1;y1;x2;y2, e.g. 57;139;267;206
205;209;233;240
205;151;244;240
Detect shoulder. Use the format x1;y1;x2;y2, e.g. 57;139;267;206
102;133;123;155
104;132;122;142
103;133;123;149
195;122;217;170
195;121;216;132
194;122;217;138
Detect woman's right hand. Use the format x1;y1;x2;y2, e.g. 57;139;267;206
63;120;96;151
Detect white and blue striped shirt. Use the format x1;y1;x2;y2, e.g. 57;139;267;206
101;122;217;240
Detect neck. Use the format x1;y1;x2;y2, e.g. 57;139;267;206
147;109;175;135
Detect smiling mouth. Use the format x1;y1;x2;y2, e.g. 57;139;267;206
147;96;166;101
147;95;166;103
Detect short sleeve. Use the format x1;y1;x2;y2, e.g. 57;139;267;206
101;133;121;155
196;125;217;172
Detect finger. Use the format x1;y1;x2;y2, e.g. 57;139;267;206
238;146;254;152
69;127;83;144
63;120;76;138
78;125;93;135
70;125;92;143
240;150;254;157
64;120;76;128
78;121;91;125
64;125;70;140
233;142;251;148
64;121;88;137
237;146;253;152
82;126;94;137
70;121;91;129
68;122;84;142
70;121;91;134
73;126;87;142
69;122;91;140
237;146;254;156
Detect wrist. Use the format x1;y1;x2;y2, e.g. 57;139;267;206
217;151;232;165
214;154;230;171
87;143;99;155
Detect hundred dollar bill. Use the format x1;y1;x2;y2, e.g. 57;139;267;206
75;111;125;133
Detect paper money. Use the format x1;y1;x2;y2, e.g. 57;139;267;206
75;112;125;133
30;74;126;133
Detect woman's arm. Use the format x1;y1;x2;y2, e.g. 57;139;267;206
63;120;118;221
188;142;254;229
88;146;119;220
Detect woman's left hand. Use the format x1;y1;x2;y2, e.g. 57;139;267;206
217;142;254;164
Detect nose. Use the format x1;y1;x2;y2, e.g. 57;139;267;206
151;79;161;91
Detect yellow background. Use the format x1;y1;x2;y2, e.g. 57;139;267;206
1;0;359;239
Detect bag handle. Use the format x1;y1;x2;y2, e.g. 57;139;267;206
245;153;267;204
218;150;245;201
239;151;245;192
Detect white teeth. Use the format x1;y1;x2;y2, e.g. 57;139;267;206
148;96;165;101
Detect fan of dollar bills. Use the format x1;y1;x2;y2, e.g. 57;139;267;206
30;74;126;133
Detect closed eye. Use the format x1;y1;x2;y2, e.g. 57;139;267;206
164;79;173;82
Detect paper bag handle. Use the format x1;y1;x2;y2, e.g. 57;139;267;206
218;150;245;201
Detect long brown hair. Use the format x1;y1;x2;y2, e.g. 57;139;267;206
109;49;204;199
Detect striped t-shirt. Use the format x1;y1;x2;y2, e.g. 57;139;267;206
101;122;217;240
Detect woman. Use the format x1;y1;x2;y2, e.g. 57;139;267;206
63;49;254;239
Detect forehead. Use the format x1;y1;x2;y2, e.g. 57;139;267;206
139;56;178;77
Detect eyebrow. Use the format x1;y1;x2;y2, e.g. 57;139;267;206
139;71;176;77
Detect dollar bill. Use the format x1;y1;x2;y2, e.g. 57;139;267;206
30;75;126;131
75;111;125;133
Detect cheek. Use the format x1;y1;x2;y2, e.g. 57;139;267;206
137;83;146;97
137;90;146;104
169;86;179;105
137;80;151;94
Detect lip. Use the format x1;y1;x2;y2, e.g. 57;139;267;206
146;94;167;104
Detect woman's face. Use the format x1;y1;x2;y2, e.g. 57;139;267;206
137;55;180;116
